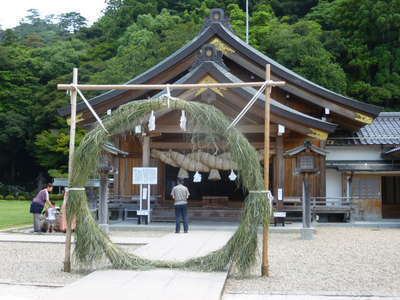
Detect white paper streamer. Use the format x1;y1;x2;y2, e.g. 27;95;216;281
148;110;156;131
193;171;202;183
180;110;187;131
228;169;237;181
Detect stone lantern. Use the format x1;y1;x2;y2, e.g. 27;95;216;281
285;141;327;240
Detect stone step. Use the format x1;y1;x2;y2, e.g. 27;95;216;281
152;207;243;222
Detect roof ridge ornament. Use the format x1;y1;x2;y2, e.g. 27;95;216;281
203;8;232;30
191;44;228;70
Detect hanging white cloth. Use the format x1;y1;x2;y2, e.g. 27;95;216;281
148;110;156;131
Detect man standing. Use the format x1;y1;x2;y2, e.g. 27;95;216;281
30;183;53;232
171;179;190;233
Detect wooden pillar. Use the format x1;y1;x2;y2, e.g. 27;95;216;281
319;140;327;199
114;137;120;197
274;136;285;210
99;154;112;233
142;136;150;167
303;173;311;228
262;64;271;277
63;67;78;273
98;169;109;233
301;173;314;240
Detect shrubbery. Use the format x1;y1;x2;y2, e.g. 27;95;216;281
5;195;15;200
51;194;64;201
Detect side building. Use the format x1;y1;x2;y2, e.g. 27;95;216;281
326;112;400;221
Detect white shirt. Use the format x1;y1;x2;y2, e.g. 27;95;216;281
171;184;190;205
47;207;57;221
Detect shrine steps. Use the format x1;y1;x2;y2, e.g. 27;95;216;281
152;207;243;222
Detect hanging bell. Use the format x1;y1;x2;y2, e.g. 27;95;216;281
208;169;221;181
180;110;187;131
177;168;189;179
148;110;156;131
193;171;202;183
228;169;237;181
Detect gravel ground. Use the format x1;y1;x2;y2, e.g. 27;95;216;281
6;227;168;238
225;227;400;297
0;242;139;285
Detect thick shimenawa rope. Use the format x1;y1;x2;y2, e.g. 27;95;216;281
67;97;270;276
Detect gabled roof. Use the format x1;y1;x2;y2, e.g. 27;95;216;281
161;59;336;134
59;8;381;118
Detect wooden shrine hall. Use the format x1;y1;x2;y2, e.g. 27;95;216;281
60;8;382;222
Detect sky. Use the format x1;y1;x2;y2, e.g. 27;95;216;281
0;0;108;29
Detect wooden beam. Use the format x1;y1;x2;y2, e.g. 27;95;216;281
155;124;272;134
58;81;285;91
150;141;274;151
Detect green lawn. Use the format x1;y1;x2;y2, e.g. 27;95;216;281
0;200;64;230
0;200;32;229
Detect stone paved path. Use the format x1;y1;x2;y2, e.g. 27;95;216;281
49;270;227;300
0;283;54;300
134;230;233;261
44;230;233;300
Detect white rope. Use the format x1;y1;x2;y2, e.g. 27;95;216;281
68;187;85;191
227;81;269;129
73;85;109;134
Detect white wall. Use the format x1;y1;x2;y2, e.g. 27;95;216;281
326;169;342;206
326;145;382;161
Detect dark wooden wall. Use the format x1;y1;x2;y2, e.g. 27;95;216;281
283;138;326;199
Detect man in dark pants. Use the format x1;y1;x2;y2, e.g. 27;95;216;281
171;178;190;233
30;183;53;232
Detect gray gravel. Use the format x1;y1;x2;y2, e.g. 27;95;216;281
0;242;139;285
225;227;400;297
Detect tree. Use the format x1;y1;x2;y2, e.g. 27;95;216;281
91;9;200;83
228;4;347;93
271;0;319;20
35;126;85;178
308;0;400;108
59;12;87;34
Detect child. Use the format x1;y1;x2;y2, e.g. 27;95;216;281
46;200;58;233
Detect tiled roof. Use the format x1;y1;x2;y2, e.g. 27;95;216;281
354;112;400;145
